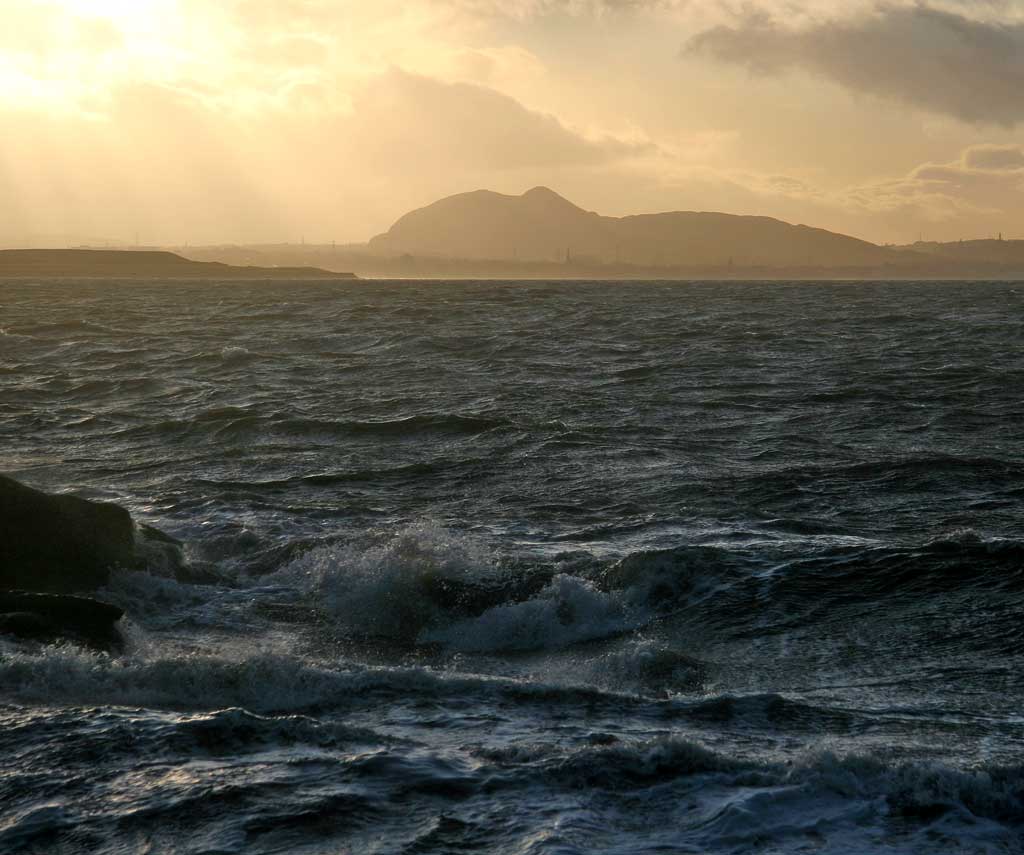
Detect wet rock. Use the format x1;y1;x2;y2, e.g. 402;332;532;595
136;522;222;585
138;523;179;549
0;475;135;593
0;590;125;650
0;612;54;640
136;522;207;583
0;475;204;591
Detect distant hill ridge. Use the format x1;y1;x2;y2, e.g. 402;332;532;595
895;238;1024;265
0;249;354;279
369;187;903;268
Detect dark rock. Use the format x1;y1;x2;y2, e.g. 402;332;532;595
0;590;125;650
0;612;55;640
136;522;192;580
0;475;204;591
0;475;135;593
0;590;124;624
136;521;222;585
138;523;178;547
136;521;229;586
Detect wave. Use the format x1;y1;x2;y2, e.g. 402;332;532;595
114;410;506;444
275;523;706;653
680;692;859;731
2;704;387;768
197;458;485;491
481;737;1024;830
253;412;509;441
0;646;471;713
0;637;665;718
0;806;73;852
3;696;1020;854
219;345;252;361
565;638;711;696
101;512;1024;671
275;522;524;644
586;533;1024;639
757;531;1024;604
247;520;1024;658
419;573;647;652
461;734;1024;855
734;454;1024;500
5;319;121;337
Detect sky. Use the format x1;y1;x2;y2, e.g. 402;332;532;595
2;0;1024;246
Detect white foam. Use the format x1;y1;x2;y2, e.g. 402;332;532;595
275;521;505;642
421;574;645;652
220;345;251;361
0;643;476;713
574;637;708;695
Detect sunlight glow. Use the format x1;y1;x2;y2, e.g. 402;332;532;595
3;0;188;110
2;0;1021;245
47;0;177;30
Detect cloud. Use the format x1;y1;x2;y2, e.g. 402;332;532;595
688;5;1024;125
347;69;655;170
962;143;1024;171
0;68;659;245
631;141;1024;242
445;0;680;20
798;142;1024;241
7;0;1024;247
901;146;1024;203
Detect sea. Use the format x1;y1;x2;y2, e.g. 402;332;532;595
0;279;1022;854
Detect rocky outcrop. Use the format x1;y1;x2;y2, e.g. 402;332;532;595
0;475;136;594
0;474;201;590
0;475;212;649
0;591;124;650
136;522;195;582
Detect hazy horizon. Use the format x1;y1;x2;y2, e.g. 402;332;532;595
4;2;1024;247
3;183;1021;254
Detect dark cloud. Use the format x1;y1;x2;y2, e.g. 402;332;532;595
688;5;1024;125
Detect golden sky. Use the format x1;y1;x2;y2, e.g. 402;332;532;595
3;0;1024;245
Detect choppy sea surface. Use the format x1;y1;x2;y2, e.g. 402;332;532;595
1;279;1022;854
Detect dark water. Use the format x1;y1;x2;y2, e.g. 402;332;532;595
1;279;1022;854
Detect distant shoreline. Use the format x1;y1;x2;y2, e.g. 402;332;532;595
342;270;1024;282
0;249;356;280
174;245;1024;281
5;248;1023;283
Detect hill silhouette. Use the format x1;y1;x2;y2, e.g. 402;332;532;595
0;249;354;279
895;238;1024;265
369;187;903;268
